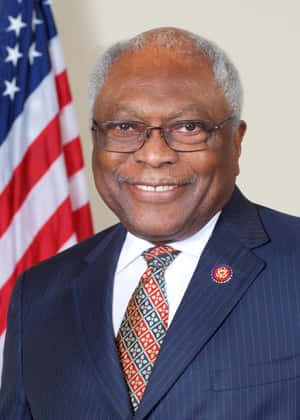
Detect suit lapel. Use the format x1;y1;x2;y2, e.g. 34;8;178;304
72;224;133;419
135;188;269;419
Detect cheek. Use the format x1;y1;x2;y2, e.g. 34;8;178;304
92;149;122;202
187;145;238;192
186;151;219;178
93;148;121;181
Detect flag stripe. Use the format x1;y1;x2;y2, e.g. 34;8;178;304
73;203;94;242
59;103;80;146
58;234;77;253
0;198;74;335
49;35;65;76
55;70;72;110
0;331;6;386
0;68;74;193
0;115;62;237
63;137;84;178
68;168;90;211
0;156;70;287
0;117;85;239
0;73;58;190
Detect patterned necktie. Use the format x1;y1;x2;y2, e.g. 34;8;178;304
116;245;180;412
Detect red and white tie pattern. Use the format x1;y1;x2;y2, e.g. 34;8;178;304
116;245;180;412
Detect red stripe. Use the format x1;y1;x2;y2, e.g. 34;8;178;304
73;203;94;242
55;70;72;110
0;116;62;238
63;136;84;178
0;199;74;335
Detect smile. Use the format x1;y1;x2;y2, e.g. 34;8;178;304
135;185;178;192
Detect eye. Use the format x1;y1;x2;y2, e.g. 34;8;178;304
175;121;203;135
183;122;197;132
106;121;142;139
118;122;132;131
108;121;138;133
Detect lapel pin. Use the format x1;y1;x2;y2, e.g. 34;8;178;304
211;264;233;284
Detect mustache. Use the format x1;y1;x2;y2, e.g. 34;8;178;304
117;175;197;185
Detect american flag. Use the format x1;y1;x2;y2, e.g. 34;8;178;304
0;0;94;376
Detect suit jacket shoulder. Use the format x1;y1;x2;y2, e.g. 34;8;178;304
258;204;300;247
19;223;126;317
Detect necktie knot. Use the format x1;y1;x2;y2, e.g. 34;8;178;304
142;245;181;271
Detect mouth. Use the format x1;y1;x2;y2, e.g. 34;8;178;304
117;175;196;202
135;184;178;192
123;181;193;203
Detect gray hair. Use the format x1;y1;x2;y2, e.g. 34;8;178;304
88;28;243;127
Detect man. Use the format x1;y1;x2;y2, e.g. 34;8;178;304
0;27;299;419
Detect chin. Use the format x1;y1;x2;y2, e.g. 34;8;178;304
124;219;185;244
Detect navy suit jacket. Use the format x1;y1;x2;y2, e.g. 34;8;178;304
0;188;299;419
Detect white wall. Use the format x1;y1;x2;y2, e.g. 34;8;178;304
52;0;300;232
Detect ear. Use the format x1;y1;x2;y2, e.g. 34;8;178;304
234;120;247;175
234;120;247;157
91;125;97;147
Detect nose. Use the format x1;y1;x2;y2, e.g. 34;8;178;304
133;127;178;168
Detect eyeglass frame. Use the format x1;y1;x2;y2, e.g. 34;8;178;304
91;115;237;153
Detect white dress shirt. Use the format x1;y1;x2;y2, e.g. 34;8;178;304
112;212;221;336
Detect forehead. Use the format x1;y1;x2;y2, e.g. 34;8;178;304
94;45;229;119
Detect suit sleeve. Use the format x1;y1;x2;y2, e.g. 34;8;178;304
0;273;33;419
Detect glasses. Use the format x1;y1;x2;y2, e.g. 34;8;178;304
91;115;236;153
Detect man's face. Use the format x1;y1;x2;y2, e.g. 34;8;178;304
92;46;246;244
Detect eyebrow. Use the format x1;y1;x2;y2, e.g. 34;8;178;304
111;104;211;120
166;105;210;119
112;104;145;118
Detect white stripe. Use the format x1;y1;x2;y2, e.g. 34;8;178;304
59;103;79;146
49;35;65;76
58;234;77;253
0;331;6;388
0;73;58;192
0;156;69;288
68;168;89;211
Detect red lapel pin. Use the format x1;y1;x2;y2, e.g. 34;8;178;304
211;264;233;284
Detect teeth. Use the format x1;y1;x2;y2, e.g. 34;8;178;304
156;185;177;191
136;185;177;192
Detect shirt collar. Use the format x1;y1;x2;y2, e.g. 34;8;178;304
116;211;221;273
